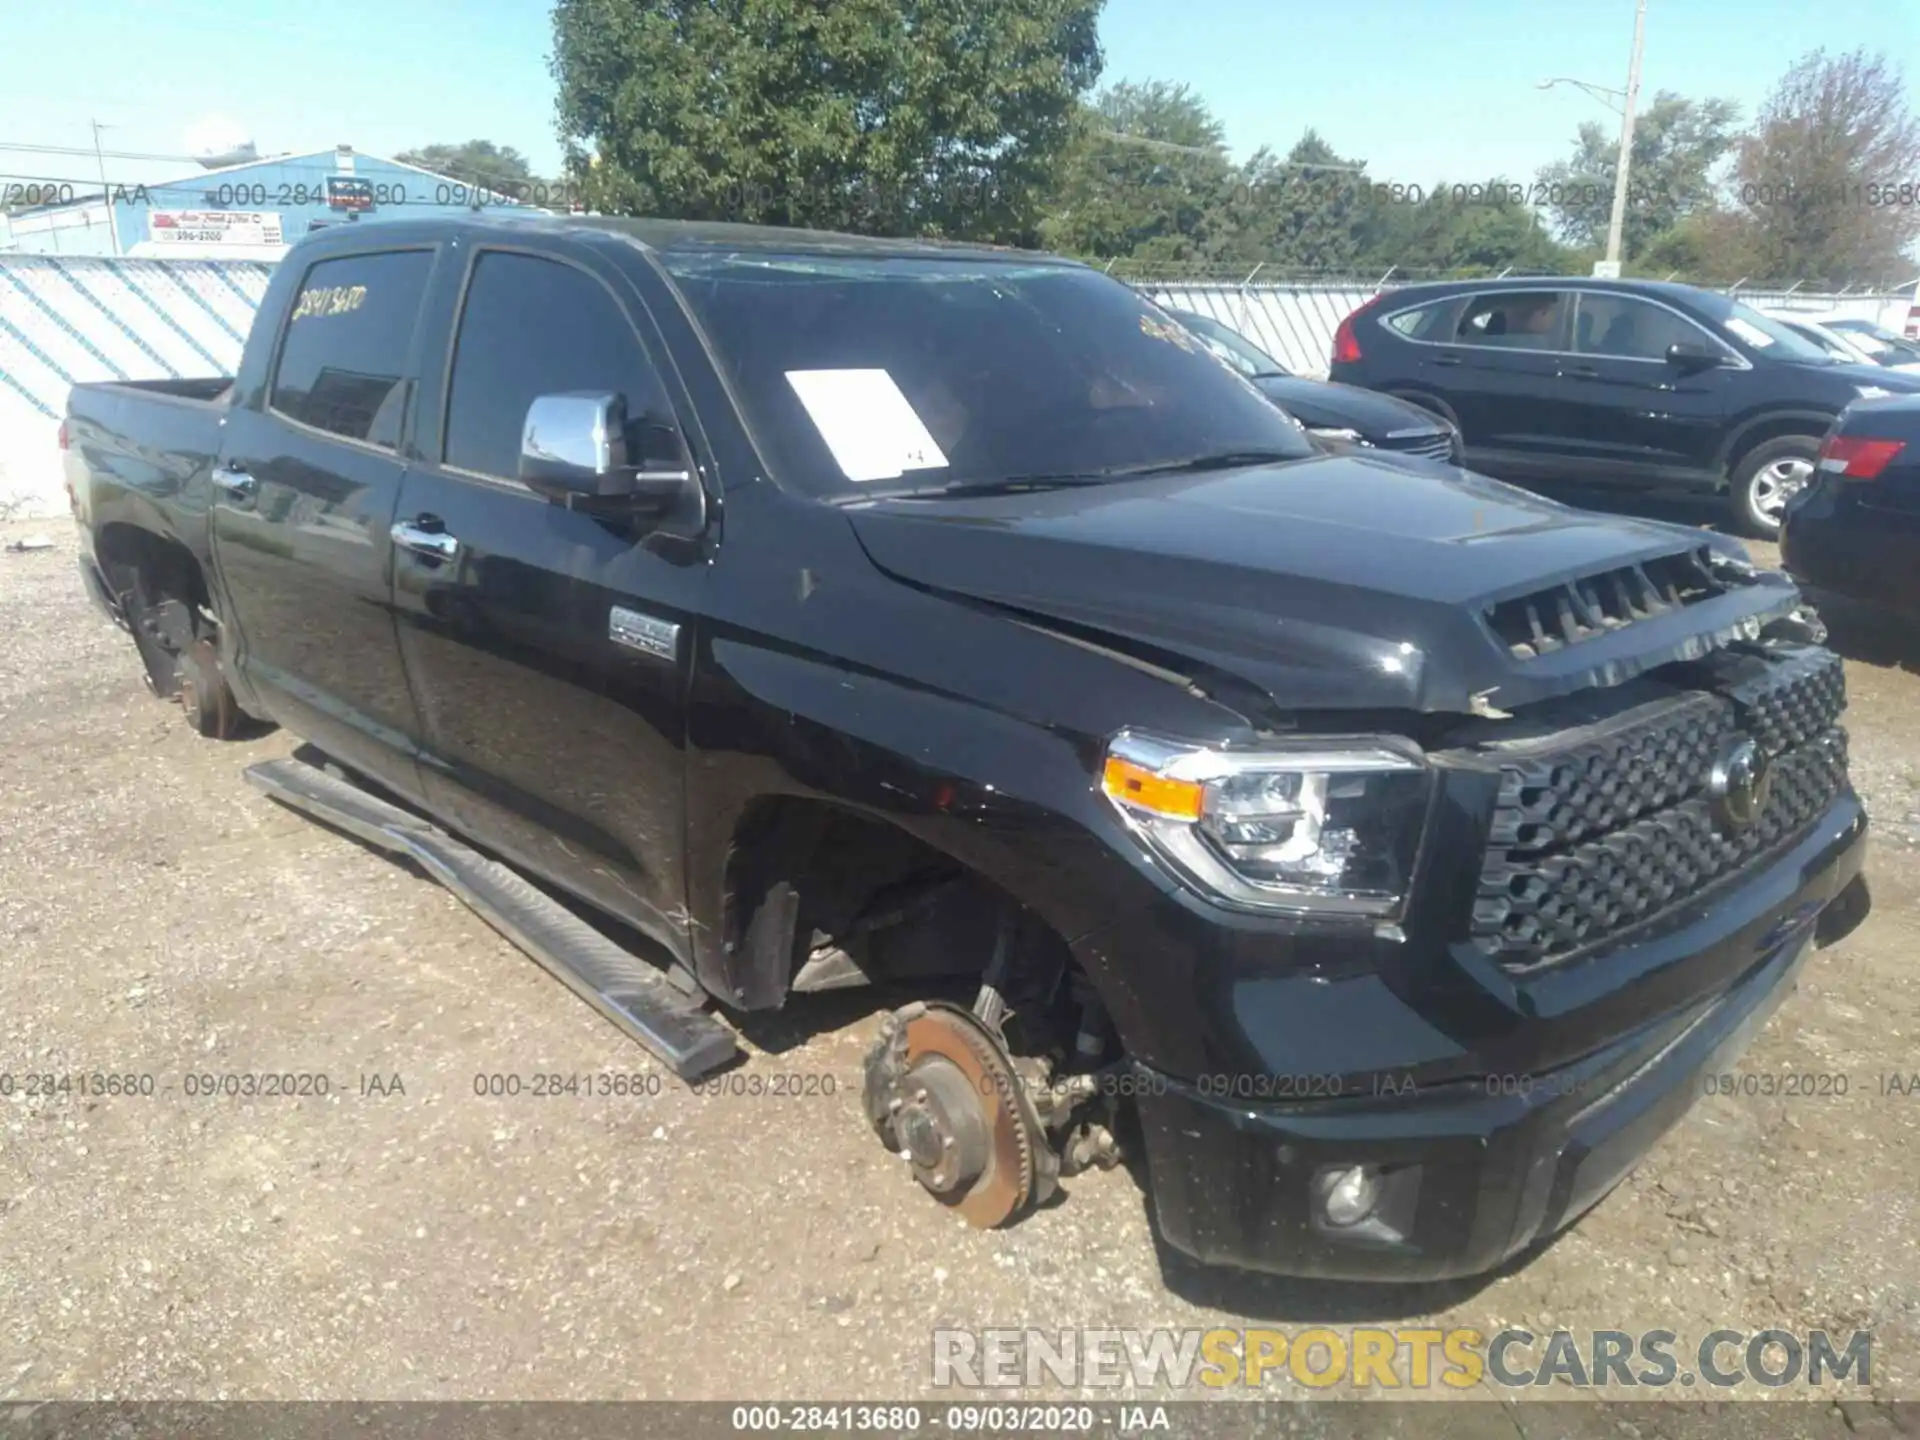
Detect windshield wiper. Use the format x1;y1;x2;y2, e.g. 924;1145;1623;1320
887;474;1123;500
1099;448;1307;478
869;450;1305;501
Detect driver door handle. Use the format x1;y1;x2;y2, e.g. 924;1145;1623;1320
212;464;257;499
391;519;460;562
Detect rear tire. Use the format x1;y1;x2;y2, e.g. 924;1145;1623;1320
177;637;241;739
1729;435;1819;538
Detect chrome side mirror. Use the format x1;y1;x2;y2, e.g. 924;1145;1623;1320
519;392;695;513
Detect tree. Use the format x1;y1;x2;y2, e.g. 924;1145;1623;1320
1535;92;1740;258
1040;81;1232;261
1730;48;1920;285
551;0;1104;245
1202;130;1373;271
1357;180;1576;277
395;140;539;194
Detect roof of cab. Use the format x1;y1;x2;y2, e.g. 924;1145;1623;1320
420;210;1081;266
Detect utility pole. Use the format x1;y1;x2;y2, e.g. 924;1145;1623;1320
90;119;119;256
1601;0;1648;275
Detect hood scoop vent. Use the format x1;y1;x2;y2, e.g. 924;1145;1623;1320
1485;546;1728;661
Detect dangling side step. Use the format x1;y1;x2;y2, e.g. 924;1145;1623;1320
243;757;738;1080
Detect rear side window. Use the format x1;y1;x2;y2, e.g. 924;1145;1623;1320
1453;291;1569;349
442;251;677;482
1385;302;1452;339
270;250;433;447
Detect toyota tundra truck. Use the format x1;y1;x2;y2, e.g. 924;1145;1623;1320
62;215;1870;1281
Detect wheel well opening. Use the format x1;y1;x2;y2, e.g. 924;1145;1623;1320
722;796;1089;1044
1725;419;1827;479
95;524;212;617
94;524;215;694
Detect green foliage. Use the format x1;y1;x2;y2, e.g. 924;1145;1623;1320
395;140;540;193
1040;82;1231;261
550;0;1103;244
1535;93;1740;256
1727;48;1920;286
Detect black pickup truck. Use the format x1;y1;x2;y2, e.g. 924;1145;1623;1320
64;215;1870;1282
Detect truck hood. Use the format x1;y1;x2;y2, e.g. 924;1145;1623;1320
845;454;1803;718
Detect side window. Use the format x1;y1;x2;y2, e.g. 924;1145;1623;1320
1453;292;1568;350
270;250;433;446
1573;294;1715;360
1386;303;1442;338
443;251;677;482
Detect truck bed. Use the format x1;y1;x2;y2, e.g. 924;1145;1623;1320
66;376;234;559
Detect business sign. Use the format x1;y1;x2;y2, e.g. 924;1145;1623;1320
148;210;285;246
327;176;375;212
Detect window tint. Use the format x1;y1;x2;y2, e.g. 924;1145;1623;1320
1452;292;1568;350
443;251;676;481
270;250;432;446
1573;294;1712;360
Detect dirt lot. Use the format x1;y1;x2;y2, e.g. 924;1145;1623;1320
2;514;1919;1419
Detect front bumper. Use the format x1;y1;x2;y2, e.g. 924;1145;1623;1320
1132;794;1868;1281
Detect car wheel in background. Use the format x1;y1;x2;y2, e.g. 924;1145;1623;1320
1730;436;1820;538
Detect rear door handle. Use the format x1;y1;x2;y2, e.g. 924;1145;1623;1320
391;519;460;562
1561;365;1602;380
212;465;257;499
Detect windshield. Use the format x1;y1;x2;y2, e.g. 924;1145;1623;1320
1830;320;1920;360
658;252;1316;497
1704;298;1835;362
1168;310;1289;378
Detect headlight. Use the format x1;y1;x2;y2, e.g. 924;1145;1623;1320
1099;731;1433;917
1306;426;1365;444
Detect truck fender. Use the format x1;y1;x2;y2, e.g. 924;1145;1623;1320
684;637;1173;1015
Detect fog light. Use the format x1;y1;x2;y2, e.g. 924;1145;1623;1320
1319;1165;1379;1227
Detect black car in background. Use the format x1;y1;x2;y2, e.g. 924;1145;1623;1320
1328;277;1920;537
1167;307;1463;464
1782;394;1920;622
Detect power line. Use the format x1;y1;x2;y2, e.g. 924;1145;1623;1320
0;140;203;163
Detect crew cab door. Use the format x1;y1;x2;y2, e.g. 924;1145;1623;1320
211;246;437;797
388;242;708;957
1554;291;1738;486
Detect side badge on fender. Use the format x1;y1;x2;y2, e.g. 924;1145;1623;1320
609;606;680;661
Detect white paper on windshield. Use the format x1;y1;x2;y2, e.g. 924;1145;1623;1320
784;369;948;482
1725;316;1777;348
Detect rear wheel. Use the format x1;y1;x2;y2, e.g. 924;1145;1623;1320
177;637;242;739
1730;435;1819;538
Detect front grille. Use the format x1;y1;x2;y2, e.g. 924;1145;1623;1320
1378;429;1454;462
1484;548;1725;660
1464;645;1849;972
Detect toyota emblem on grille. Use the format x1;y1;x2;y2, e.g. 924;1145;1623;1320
1709;735;1773;833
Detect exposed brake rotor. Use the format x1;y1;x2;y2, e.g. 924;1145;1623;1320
863;1000;1055;1229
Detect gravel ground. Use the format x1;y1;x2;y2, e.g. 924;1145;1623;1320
3;514;1919;1423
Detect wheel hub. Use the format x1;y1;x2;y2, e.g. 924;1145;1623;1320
862;1000;1053;1228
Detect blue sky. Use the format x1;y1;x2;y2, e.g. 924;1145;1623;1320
2;0;1916;193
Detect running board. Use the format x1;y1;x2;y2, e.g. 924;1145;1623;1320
243;757;738;1080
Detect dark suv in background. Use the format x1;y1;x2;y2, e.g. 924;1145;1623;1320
1329;277;1920;536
